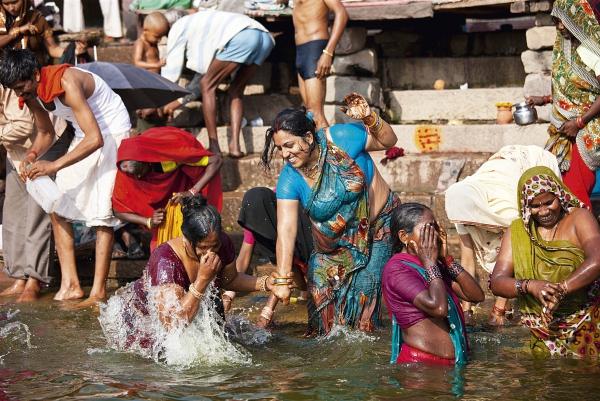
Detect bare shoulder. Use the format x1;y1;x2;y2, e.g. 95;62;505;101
566;207;597;225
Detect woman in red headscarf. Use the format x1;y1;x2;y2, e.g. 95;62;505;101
112;127;223;250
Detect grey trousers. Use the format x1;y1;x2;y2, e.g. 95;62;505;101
2;127;73;284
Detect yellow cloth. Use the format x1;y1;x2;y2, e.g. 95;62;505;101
160;156;209;173
156;202;183;247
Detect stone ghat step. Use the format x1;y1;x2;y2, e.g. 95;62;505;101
220;190;455;234
196;123;550;155
388;88;525;123
221;152;493;193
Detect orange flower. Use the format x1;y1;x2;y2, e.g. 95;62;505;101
559;100;572;110
584;135;594;149
582;1;593;15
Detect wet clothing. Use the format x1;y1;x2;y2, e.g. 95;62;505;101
511;166;600;358
396;343;455;366
216;28;274;66
277;123;374;205
295;39;328;80
277;125;398;334
383;253;468;365
2;124;73;284
99;233;235;356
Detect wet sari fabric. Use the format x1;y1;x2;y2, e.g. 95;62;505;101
511;166;600;357
305;130;399;334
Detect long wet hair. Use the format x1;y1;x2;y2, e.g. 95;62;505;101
181;195;222;247
390;202;430;252
0;48;40;88
260;106;317;170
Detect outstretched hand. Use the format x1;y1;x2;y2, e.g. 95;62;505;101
340;92;371;120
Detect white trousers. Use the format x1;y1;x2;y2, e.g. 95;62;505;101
63;0;84;32
99;0;123;38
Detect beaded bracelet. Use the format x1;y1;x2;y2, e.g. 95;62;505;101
259;275;269;292
447;261;464;280
424;265;443;283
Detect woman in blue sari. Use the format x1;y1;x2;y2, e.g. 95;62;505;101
261;92;400;334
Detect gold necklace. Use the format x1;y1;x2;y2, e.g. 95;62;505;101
300;161;320;179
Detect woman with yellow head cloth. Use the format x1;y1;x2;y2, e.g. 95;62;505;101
491;167;600;358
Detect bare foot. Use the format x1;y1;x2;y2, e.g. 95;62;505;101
16;289;40;303
54;286;84;301
0;280;26;297
74;296;106;310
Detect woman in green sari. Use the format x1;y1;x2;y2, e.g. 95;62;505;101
528;0;600;207
491;166;600;357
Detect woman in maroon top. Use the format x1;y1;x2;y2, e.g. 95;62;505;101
382;203;484;365
99;195;291;356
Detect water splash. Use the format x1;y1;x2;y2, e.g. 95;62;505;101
320;324;379;343
225;314;272;346
0;309;34;364
98;276;251;369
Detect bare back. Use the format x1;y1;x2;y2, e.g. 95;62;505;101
293;0;330;44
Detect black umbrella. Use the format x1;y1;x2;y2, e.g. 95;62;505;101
77;62;191;110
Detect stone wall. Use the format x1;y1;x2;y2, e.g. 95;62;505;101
521;19;555;121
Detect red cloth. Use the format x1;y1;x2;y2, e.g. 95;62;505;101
37;64;70;103
562;143;596;208
112;126;223;229
396;343;455;366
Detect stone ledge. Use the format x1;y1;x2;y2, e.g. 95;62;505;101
388;88;524;122
196;123;550;155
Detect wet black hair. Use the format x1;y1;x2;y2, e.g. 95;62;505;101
390;202;430;252
181;195;222;247
260;106;317;170
0;48;40;88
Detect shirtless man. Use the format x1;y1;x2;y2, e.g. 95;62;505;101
293;0;348;129
0;49;131;307
133;12;169;74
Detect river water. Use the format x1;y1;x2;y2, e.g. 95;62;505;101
2;292;600;401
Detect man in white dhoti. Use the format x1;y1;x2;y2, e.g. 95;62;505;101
0;49;131;306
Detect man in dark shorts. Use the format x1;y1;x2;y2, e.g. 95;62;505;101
293;0;348;129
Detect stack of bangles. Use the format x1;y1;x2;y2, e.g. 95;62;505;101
424;264;443;283
446;260;465;280
260;306;274;321
576;116;587;130
515;279;530;296
188;283;204;300
364;111;383;134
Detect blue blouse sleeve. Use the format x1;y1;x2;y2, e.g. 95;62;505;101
276;164;301;200
329;123;368;159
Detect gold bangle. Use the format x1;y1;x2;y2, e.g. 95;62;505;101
365;111;379;128
188;283;204;300
272;277;289;285
322;49;334;57
146;217;152;230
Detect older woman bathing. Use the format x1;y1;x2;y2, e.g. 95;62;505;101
491;166;600;357
383;203;484;365
263;92;400;334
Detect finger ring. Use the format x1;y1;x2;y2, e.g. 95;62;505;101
543;306;548;314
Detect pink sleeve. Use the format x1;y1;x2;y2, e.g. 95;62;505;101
243;228;255;245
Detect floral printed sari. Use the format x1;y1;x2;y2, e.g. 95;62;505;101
305;130;399;335
545;0;600;174
511;166;600;357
